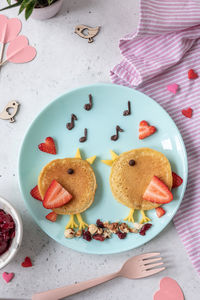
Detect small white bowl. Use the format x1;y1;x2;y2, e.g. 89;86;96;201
31;0;64;20
0;196;23;270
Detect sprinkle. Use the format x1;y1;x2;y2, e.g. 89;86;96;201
21;256;32;267
2;272;14;283
188;69;198;79
181;107;193;118
167;83;179;94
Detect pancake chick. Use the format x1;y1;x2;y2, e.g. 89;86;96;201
102;148;172;224
38;149;97;230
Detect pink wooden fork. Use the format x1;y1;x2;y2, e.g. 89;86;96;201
32;252;164;300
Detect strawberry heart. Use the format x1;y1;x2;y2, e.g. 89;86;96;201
2;272;14;283
38;137;57;155
6;35;36;64
167;83;179;94
188;69;198;79
182;107;193;118
0;15;21;43
154;277;184;300
21;256;32;268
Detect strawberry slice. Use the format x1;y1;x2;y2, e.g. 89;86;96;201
156;207;166;218
139;120;156;140
30;185;42;201
43;179;72;209
38;137;56;155
172;172;183;188
143;176;173;204
46;211;57;222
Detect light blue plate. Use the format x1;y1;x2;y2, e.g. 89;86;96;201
18;84;188;254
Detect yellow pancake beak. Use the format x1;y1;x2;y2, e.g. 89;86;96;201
102;150;119;166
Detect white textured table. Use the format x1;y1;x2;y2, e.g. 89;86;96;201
0;1;199;299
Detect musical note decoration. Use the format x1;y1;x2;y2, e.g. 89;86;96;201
79;128;88;143
84;94;93;111
123;101;131;116
66;114;78;130
111;125;124;141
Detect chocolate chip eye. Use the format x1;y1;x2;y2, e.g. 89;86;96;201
129;159;135;166
67;168;74;174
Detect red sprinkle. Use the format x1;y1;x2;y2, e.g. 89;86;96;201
188;69;198;80
82;230;92;242
139;223;152;236
21;256;32;268
117;232;127;239
181;107;193;118
93;234;105;241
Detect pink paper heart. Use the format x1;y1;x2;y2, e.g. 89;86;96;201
167;83;179;94
2;272;14;283
0;15;21;44
6;35;37;64
154;277;184;300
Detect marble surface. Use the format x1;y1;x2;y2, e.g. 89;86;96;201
0;0;199;299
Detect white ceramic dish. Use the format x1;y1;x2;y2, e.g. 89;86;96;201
0;196;23;270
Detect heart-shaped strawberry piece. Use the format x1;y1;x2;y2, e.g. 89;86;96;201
167;83;179;94
182;107;193;118
139;120;156;139
6;35;36;64
2;272;14;283
188;69;198;79
154;277;184;300
21;256;32;268
38;137;57;154
0;15;21;43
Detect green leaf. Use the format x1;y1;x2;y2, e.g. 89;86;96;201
19;0;31;14
25;0;36;19
7;0;11;5
47;0;54;5
0;1;22;11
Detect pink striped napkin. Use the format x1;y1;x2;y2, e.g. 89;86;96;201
111;0;200;275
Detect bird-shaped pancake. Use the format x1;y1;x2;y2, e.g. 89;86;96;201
38;149;97;230
75;24;100;43
0;101;19;123
102;148;172;224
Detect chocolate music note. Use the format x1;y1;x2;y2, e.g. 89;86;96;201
111;125;124;141
79;128;88;143
123;101;131;116
84;94;93;111
66;114;78;130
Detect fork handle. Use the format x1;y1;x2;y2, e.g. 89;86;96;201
32;271;119;300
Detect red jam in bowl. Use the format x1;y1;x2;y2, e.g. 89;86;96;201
0;209;15;256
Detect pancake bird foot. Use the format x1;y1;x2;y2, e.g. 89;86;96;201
124;208;135;223
76;213;88;230
66;214;78;229
140;210;151;224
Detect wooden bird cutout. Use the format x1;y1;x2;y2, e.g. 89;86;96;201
0;100;19;122
75;25;100;43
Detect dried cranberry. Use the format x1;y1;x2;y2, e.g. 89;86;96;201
82;230;92;242
93;234;105;242
139;223;152;236
96;219;104;228
117;232;127;239
0;209;15;256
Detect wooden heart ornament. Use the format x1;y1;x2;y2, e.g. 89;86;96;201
154;277;184;300
6;35;36;64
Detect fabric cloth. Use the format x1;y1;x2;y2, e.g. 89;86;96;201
111;0;200;275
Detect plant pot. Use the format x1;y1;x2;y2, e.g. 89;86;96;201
31;0;64;20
